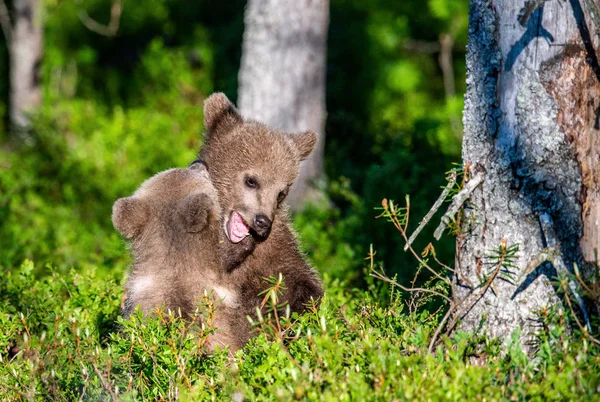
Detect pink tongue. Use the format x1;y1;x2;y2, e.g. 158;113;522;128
229;212;249;243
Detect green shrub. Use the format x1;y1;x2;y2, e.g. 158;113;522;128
2;261;599;400
0;93;203;274
292;181;362;281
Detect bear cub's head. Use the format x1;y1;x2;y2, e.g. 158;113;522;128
198;93;316;246
112;163;219;254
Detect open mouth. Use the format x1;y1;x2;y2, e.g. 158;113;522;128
225;211;250;243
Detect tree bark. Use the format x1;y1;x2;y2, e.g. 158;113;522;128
9;0;43;132
237;0;329;210
457;0;600;352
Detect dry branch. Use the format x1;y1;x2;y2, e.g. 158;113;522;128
370;266;453;304
428;307;453;353
404;171;457;251
434;171;484;240
92;362;118;401
77;0;122;37
560;275;600;346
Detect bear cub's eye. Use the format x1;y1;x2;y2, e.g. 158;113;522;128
245;175;259;189
277;191;286;204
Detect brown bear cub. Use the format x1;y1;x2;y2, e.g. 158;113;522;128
112;163;246;350
197;93;324;325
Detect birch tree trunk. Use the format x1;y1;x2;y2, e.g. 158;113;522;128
457;0;600;352
9;0;43;133
237;0;329;210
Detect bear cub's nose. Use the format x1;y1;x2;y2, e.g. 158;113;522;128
253;214;272;237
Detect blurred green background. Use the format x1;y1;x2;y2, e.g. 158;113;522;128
0;0;468;287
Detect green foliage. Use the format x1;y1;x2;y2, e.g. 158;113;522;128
324;0;469;285
0;260;229;400
41;0;244;105
0;0;469;285
0;1;243;274
2;261;600;400
330;134;457;286
0;92;202;272
293;181;362;281
2;1;598;400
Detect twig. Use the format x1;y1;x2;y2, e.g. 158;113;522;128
0;0;11;47
445;245;508;335
423;244;459;277
279;339;304;371
440;256;461;276
560;275;600;346
367;243;452;305
573;262;594;296
434;171;484;240
407;262;425;314
92;362;118;401
404;171;457;251
166;338;192;390
380;201;450;284
78;366;89;402
527;253;592;332
534;213;592;331
428;306;453;353
421;304;446;325
516;247;558;284
567;278;592;332
77;0;122;37
370;266;453;304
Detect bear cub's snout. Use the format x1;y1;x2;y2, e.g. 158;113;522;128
252;214;272;238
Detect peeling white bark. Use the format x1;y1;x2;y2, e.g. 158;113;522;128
238;0;329;210
458;0;600;352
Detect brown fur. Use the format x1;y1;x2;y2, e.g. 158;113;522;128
112;164;248;351
198;93;324;327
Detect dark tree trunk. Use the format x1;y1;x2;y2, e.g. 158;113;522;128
9;0;43;133
237;0;329;210
457;0;600;352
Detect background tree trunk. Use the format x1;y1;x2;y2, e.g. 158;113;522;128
457;0;600;352
9;0;43;133
237;0;329;210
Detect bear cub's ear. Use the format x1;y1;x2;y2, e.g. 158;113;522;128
203;93;243;140
287;130;317;161
189;160;210;177
179;193;213;233
112;197;149;239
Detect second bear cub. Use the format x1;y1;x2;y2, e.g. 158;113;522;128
112;163;245;350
